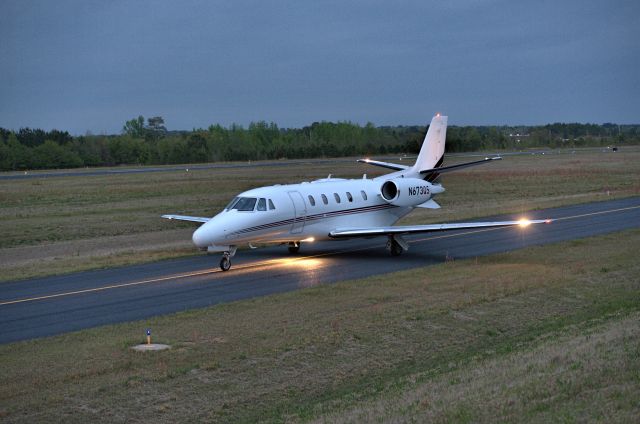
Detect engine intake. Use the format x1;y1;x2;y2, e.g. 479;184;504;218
380;178;434;207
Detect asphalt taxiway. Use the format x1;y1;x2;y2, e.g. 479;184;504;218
1;196;639;344
0;158;353;180
0;147;616;180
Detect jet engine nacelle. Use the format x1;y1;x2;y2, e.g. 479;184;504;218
380;178;434;207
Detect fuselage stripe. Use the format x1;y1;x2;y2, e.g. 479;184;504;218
230;203;398;236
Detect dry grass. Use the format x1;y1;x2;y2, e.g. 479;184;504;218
0;229;638;423
1;148;639;282
315;312;640;423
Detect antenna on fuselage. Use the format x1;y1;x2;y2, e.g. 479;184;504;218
362;174;367;179
327;174;332;179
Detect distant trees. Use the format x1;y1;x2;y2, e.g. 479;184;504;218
122;115;167;141
108;136;150;165
146;116;167;139
32;141;83;168
0;119;638;171
0;133;30;169
14;128;72;147
122;116;146;138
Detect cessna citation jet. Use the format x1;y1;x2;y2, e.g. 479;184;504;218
163;114;550;271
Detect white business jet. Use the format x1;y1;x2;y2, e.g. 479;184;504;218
163;114;550;271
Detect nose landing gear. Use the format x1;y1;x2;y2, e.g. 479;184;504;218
219;246;237;271
220;254;231;271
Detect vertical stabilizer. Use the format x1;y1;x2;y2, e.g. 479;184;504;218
411;114;447;174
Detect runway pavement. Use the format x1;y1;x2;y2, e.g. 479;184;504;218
1;196;639;344
0;158;353;180
0;148;614;180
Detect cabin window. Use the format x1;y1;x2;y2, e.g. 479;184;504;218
321;194;328;205
346;192;353;202
257;198;267;211
308;195;316;206
361;190;368;201
334;193;341;203
231;197;257;211
268;199;276;210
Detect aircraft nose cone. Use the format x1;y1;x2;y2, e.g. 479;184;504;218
192;227;209;248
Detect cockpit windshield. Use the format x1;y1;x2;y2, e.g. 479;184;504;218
227;197;257;212
225;197;239;210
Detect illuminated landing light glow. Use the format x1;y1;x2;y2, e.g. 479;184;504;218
277;257;323;269
545;219;553;224
300;237;315;242
518;218;532;227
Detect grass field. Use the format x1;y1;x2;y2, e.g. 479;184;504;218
0;229;638;422
1;147;639;282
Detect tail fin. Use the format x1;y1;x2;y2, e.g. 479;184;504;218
410;114;447;174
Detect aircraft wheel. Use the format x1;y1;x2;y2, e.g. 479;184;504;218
220;256;231;271
288;242;300;254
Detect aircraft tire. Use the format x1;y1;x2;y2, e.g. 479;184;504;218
220;256;231;271
288;242;300;254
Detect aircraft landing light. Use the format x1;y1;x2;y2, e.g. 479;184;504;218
518;218;532;227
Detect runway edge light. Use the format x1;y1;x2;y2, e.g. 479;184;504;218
131;331;171;352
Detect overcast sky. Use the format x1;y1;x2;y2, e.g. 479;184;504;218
1;0;638;134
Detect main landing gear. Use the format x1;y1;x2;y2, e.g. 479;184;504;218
387;235;409;257
288;241;300;254
219;246;237;271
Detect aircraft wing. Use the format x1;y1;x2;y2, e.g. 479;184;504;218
357;158;409;171
161;214;210;223
329;218;551;238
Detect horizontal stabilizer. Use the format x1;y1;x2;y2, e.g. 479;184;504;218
420;156;501;176
357;158;409;171
161;214;210;223
416;199;441;209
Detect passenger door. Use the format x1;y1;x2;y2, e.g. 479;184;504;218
287;191;307;234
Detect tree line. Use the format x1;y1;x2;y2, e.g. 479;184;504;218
0;116;637;171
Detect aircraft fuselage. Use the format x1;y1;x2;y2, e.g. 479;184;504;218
192;178;413;250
